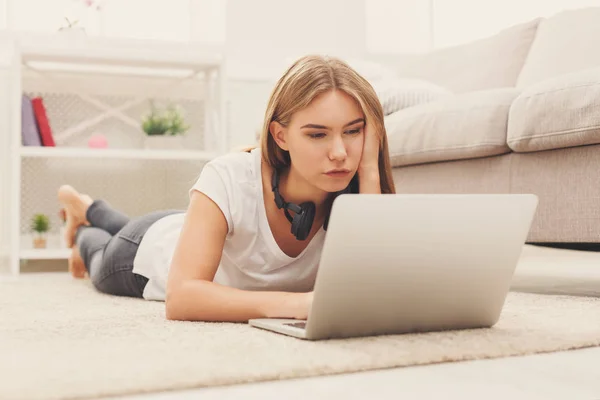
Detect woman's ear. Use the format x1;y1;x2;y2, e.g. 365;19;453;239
269;121;289;151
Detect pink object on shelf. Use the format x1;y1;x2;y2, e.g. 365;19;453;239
88;135;108;148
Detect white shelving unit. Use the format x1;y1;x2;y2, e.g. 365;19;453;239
2;33;228;277
20;146;220;161
20;247;72;261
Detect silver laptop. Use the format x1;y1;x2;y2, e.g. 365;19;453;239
249;193;538;340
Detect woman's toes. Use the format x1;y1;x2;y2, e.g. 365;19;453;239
58;185;94;247
58;185;90;221
58;185;78;205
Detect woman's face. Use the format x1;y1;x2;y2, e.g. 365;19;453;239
271;90;365;193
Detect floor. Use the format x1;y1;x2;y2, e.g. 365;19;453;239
116;346;600;400
110;245;600;399
4;245;600;400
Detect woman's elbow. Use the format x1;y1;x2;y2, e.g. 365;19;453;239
164;277;216;322
165;284;184;321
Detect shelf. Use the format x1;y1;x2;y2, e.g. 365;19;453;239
20;248;71;260
4;31;227;277
12;32;224;72
20;147;221;161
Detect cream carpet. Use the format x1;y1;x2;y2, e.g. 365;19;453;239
511;244;600;297
1;274;600;400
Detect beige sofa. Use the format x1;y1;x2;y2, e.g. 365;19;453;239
376;7;600;245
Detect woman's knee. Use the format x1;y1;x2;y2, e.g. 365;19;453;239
90;231;145;298
93;268;145;298
76;227;111;263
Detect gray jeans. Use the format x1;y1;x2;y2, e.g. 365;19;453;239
75;200;183;298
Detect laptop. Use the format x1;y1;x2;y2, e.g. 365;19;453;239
249;193;538;340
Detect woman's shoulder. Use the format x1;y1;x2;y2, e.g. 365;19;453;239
204;147;260;183
210;147;257;166
189;147;260;223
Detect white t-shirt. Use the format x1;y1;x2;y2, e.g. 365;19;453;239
132;148;325;301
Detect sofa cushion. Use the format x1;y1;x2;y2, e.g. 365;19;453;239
378;78;453;116
517;7;600;88
338;59;454;116
386;88;520;167
369;19;540;93
508;67;600;153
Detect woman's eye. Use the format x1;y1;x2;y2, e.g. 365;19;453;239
308;128;361;139
345;128;362;135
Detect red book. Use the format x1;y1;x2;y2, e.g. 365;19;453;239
31;97;55;147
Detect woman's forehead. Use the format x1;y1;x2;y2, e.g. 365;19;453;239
291;91;363;127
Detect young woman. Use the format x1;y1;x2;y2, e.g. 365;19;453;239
58;55;396;323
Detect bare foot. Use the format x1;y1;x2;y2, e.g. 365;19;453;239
68;246;87;279
58;185;93;248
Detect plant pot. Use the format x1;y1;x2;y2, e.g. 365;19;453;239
33;236;47;249
144;135;183;150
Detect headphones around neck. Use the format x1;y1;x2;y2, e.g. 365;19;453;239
271;168;358;241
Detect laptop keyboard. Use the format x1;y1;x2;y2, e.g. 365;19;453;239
284;321;306;329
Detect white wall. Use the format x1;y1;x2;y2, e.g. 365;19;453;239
0;65;6;266
225;0;366;80
224;0;367;147
365;0;432;53
101;0;191;41
433;0;600;48
0;39;14;269
0;0;6;29
1;0;226;43
4;0;600;52
363;0;600;53
189;0;226;44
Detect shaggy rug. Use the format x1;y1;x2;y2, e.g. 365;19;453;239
1;273;600;400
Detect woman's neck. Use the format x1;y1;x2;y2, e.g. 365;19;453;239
279;167;330;213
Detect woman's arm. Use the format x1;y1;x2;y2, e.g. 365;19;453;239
165;191;311;322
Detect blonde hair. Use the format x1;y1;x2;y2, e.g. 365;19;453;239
258;54;396;194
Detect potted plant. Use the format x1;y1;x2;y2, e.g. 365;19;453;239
31;214;50;249
141;102;190;150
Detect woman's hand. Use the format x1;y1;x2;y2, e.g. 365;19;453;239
358;120;381;194
359;120;380;174
258;291;313;320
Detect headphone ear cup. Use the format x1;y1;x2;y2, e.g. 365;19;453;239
291;202;315;240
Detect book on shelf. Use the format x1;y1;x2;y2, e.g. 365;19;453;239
21;95;42;146
31;96;56;147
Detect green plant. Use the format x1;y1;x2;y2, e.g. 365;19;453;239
141;102;190;136
165;105;190;136
31;214;50;235
142;103;171;136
